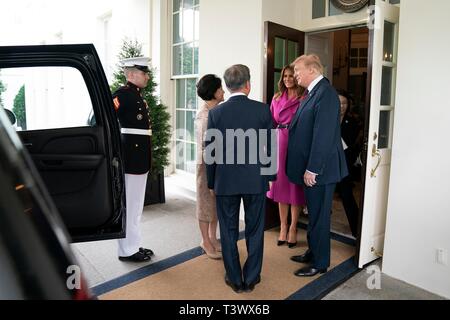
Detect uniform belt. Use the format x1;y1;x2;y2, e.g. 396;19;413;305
277;124;290;129
121;128;152;136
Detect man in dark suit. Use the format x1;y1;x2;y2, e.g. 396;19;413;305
205;64;275;293
286;55;348;276
113;57;155;262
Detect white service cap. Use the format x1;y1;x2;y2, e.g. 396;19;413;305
120;57;150;72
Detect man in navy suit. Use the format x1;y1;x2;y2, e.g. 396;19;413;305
205;64;275;292
286;55;348;277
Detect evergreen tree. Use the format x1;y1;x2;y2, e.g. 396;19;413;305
0;76;6;108
13;85;26;130
111;39;171;176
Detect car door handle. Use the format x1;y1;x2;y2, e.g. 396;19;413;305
33;154;103;170
42;159;64;166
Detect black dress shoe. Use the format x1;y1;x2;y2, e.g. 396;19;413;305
225;275;244;293
294;266;327;277
290;252;312;263
277;240;286;246
287;241;297;248
244;276;261;292
139;247;154;256
119;251;151;262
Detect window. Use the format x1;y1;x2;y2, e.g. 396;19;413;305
312;0;344;19
350;47;368;69
0;67;93;131
172;0;199;174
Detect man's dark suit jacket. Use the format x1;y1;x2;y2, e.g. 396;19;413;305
206;95;276;195
286;78;348;186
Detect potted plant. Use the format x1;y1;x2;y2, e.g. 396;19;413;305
110;39;171;205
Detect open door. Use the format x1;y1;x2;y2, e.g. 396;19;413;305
0;44;125;242
263;22;305;229
358;0;399;267
264;21;305;104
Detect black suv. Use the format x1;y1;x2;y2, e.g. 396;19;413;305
0;44;125;299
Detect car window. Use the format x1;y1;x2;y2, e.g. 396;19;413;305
0;66;94;131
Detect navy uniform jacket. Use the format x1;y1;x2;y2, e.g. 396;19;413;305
113;82;152;174
286;78;348;186
205;95;276;196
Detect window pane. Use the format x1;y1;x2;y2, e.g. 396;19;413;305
186;78;197;110
173;0;182;12
183;8;195;43
176;79;186;108
193;43;199;75
378;111;391;149
274;37;286;69
173;44;182;75
312;0;326;19
173;13;182;44
350;48;358;57
0;67;93;131
287;41;298;64
186;142;196;174
329;0;343;16
186;110;196;142
381;66;393;106
274;72;281;95
183;0;194;9
350;58;358;68
182;43;194;75
359;58;368;68
389;0;400;4
176;140;186;170
194;6;200;41
359;47;368;57
176;110;186;140
383;21;395;62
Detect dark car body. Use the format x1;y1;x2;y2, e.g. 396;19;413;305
0;44;125;299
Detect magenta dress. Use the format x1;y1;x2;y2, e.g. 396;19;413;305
266;92;306;206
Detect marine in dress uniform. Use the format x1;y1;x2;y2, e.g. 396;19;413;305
113;57;155;262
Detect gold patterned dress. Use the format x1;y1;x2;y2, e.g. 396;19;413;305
195;104;217;222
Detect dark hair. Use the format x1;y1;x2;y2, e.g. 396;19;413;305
223;64;250;91
196;74;222;101
336;89;353;116
274;65;303;99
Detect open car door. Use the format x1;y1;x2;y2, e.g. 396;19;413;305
0;44;125;242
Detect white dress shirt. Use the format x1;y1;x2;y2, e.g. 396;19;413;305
228;92;247;99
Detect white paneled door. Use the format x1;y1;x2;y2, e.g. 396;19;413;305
358;0;399;268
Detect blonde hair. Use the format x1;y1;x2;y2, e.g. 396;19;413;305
292;54;324;75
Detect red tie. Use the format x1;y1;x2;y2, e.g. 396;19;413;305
300;89;309;101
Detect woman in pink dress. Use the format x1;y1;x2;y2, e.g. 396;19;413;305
267;65;306;248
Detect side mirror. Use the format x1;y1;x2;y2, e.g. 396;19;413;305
5;109;16;125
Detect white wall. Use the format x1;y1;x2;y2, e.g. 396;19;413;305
383;0;450;299
199;0;263;101
262;0;301;30
59;0;150;81
0;0;150;81
150;0;174;175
